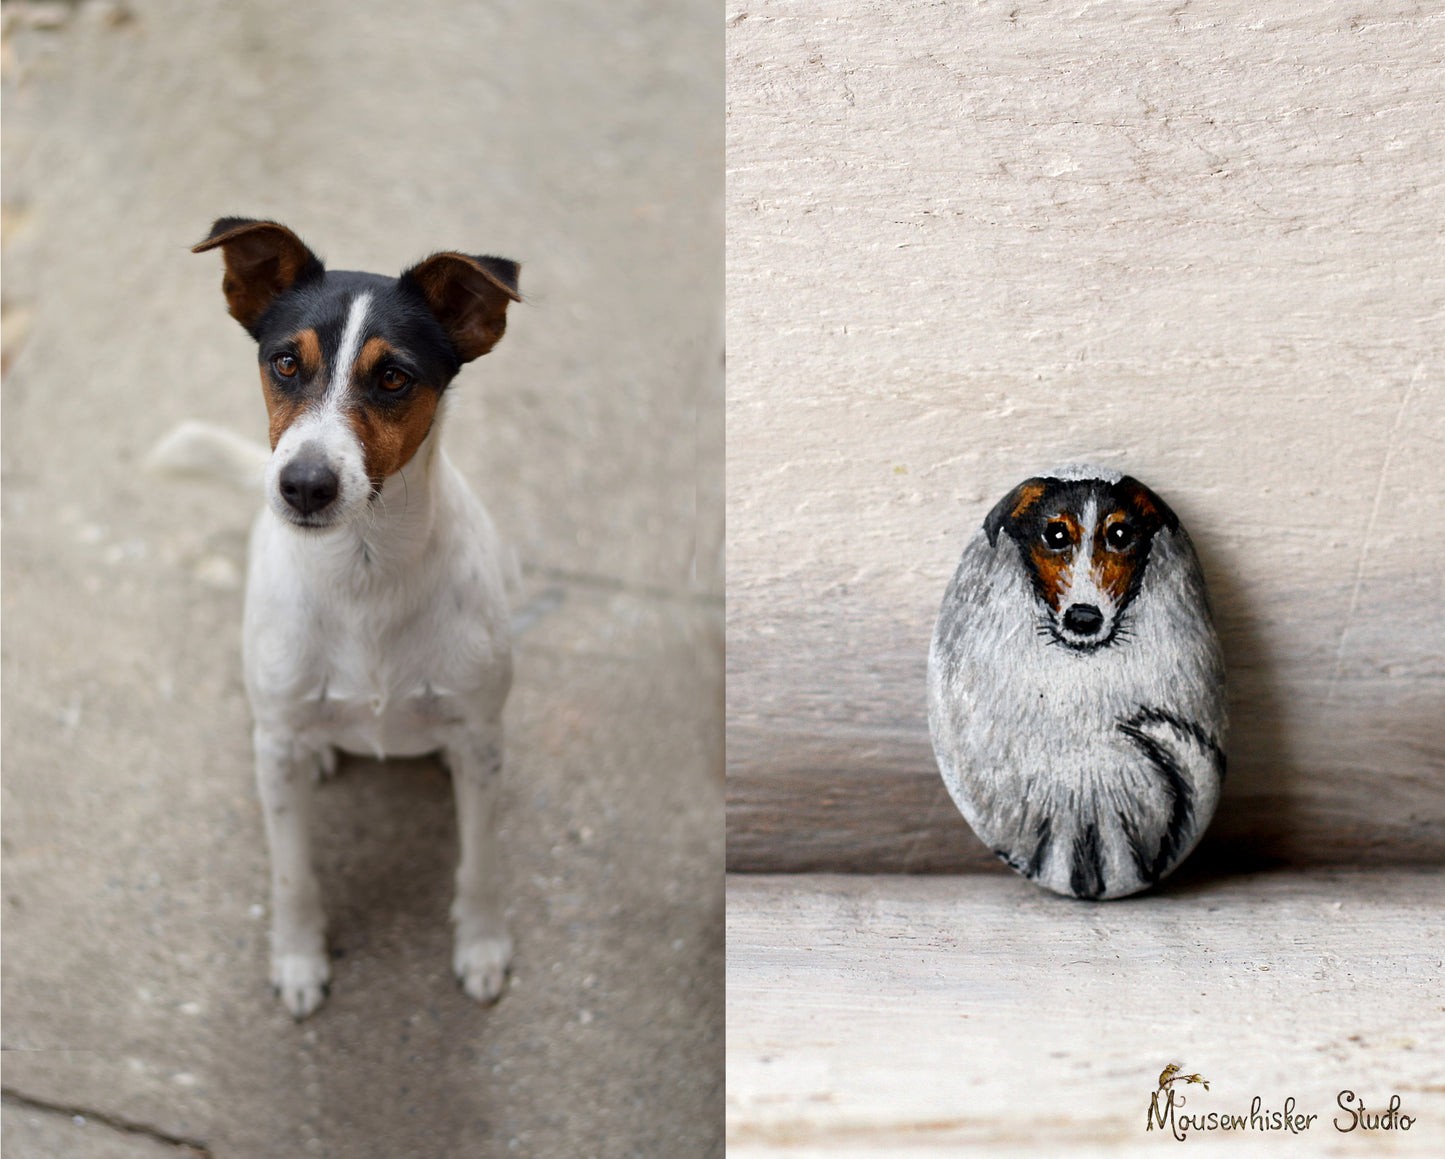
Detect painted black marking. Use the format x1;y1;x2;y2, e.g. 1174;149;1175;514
983;474;1181;633
1025;813;1053;879
983;477;1047;547
1069;821;1105;899
1118;808;1154;884
1127;707;1227;779
1116;710;1210;882
993;847;1025;873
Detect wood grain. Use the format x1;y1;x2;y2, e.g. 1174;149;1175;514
725;0;1445;871
727;871;1445;1155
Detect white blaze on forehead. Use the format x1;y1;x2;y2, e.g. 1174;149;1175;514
328;292;373;398
264;290;374;528
1064;496;1107;606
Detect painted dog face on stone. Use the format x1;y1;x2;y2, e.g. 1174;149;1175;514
984;475;1179;652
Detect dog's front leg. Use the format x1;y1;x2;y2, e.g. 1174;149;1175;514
445;722;512;1003
254;726;329;1019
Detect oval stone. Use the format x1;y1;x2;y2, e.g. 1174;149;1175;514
926;467;1226;899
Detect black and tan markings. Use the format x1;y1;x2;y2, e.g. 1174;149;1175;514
194;217;521;486
346;334;444;487
984;474;1179;624
257;314;447;485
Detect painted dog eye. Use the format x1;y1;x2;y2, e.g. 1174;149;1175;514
380;367;411;392
1106;522;1136;550
272;353;299;378
1043;521;1072;550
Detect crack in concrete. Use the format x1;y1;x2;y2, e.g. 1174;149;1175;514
1;1087;214;1157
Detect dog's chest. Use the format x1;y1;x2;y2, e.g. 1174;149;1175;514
301;676;466;759
247;560;508;759
283;618;494;756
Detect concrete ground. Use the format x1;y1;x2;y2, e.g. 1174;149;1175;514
1;2;722;1156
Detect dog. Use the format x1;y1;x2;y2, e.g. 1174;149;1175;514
927;466;1227;900
178;218;521;1017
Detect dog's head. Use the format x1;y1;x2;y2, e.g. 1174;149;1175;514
984;473;1178;652
193;218;519;531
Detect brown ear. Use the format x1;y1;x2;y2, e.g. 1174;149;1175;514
400;252;520;363
1115;476;1179;534
983;477;1051;547
192;218;324;335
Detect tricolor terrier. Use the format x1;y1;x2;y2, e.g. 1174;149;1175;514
927;467;1227;900
185;218;520;1017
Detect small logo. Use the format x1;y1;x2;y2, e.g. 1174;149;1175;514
1147;1063;1212;1140
1143;1064;1417;1139
1158;1063;1210;1094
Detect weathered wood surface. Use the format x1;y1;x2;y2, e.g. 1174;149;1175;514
727;871;1445;1155
725;1;1445;871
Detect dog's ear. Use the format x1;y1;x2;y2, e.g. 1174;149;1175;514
983;477;1050;547
1115;476;1179;535
192;218;324;336
399;252;520;363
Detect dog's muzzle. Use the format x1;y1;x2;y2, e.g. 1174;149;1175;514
1062;603;1104;636
278;455;340;517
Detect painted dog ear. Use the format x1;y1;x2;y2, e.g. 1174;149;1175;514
1115;476;1180;534
191;218;324;336
400;252;521;363
983;477;1050;547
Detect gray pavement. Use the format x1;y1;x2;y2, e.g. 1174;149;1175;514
1;1;723;1155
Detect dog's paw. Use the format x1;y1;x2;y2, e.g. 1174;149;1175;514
271;951;331;1020
453;933;513;1004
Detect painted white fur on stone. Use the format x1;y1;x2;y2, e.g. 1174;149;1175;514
927;469;1226;899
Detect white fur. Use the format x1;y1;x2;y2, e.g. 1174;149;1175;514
332;292;372;389
153;400;515;1017
264;292;375;532
927;471;1227;900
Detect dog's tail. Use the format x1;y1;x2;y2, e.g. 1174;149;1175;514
145;421;270;493
1116;708;1226;886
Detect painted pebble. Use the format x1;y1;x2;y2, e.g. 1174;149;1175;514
926;466;1226;899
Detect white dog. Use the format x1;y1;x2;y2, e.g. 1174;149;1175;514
159;218;520;1016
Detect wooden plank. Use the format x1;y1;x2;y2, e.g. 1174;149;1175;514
725;0;1445;871
726;871;1445;1155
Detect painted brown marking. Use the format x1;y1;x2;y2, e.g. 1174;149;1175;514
1009;480;1047;521
353;336;396;381
347;390;442;486
1116;476;1176;534
1026;511;1081;612
1092;509;1143;605
1121;480;1160;524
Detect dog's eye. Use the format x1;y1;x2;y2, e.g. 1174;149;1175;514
1043;521;1072;549
272;353;299;378
1106;523;1136;550
380;367;411;392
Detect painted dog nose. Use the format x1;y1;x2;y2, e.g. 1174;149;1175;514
279;458;339;515
1062;604;1104;635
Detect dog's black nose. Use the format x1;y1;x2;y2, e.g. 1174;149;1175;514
279;458;339;516
1062;604;1104;636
